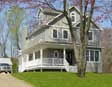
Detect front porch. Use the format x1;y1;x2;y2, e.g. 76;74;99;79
19;48;76;72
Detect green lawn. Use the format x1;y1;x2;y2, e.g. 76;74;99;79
12;72;112;87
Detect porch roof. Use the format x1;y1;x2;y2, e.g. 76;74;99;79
22;41;102;54
22;42;73;54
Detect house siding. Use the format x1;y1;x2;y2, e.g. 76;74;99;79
24;26;101;50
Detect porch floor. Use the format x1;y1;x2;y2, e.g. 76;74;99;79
24;65;66;71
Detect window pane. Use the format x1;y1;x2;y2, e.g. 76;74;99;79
71;13;75;15
54;51;59;58
88;32;92;40
63;30;68;39
35;51;40;59
71;12;75;22
53;30;57;38
90;50;94;61
95;51;99;61
29;53;33;61
71;16;75;22
86;50;89;61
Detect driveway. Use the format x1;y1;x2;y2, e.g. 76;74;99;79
0;73;33;87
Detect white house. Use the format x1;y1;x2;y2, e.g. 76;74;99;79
18;6;102;72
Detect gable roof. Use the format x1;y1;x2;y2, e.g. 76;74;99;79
27;6;102;38
47;6;102;30
40;7;60;16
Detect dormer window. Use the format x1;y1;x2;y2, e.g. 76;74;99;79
70;12;76;23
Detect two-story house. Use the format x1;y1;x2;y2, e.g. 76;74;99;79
18;6;102;72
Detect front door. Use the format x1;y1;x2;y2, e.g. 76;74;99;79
66;50;73;65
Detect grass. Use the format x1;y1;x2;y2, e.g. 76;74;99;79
12;72;112;87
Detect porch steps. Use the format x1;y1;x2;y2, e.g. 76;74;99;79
65;66;77;72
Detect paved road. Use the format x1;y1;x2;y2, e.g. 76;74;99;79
0;73;33;87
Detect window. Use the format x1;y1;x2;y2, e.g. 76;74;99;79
88;31;93;41
90;50;94;61
86;50;100;62
63;30;68;39
54;50;59;58
35;51;40;59
29;53;33;61
70;12;76;23
86;50;89;61
53;29;58;39
95;51;99;61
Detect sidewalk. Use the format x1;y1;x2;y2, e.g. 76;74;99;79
0;73;33;87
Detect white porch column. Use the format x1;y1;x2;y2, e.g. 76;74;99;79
21;56;24;65
21;56;25;72
99;50;102;72
63;48;66;65
33;52;35;61
26;54;29;63
40;48;43;72
26;54;28;71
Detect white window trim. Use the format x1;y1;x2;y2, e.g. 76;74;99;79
52;28;59;39
62;29;69;40
87;49;100;63
70;12;76;23
88;31;94;42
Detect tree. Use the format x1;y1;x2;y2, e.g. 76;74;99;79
6;5;25;52
94;0;112;28
0;21;9;57
63;0;95;77
101;29;112;72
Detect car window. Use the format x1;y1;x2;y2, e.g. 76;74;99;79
0;63;10;66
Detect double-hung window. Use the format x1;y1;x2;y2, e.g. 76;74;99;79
53;29;58;39
63;30;68;39
88;31;93;41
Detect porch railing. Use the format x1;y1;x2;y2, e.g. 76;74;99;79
42;58;64;66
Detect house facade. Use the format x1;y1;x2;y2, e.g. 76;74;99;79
18;7;102;72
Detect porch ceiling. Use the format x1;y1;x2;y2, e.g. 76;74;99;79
44;42;73;49
22;42;73;54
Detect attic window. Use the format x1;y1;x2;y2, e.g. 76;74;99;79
70;12;76;23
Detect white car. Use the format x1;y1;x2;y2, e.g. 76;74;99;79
0;63;12;73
